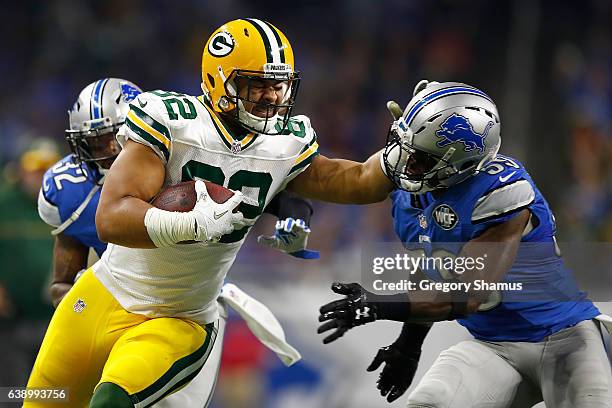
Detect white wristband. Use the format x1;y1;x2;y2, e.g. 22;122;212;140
144;207;196;247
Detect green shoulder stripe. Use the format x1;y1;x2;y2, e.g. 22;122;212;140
130;104;171;140
125;117;170;161
299;132;318;154
289;150;319;176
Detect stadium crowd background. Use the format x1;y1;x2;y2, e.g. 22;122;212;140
0;1;610;407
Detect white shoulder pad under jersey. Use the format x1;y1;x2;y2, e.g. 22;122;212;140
117;90;178;163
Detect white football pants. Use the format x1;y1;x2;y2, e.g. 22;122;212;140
407;319;612;408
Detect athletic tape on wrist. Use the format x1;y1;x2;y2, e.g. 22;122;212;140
144;207;195;247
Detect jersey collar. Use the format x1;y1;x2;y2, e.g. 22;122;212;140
197;96;258;153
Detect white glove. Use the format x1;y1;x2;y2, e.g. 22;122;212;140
192;180;251;242
257;218;319;259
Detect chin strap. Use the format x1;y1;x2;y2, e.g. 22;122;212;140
52;179;103;236
237;101;282;135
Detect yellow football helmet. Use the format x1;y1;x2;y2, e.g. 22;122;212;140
201;19;300;135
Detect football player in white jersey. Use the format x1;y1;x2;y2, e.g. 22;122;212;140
26;19;393;408
36;77;312;408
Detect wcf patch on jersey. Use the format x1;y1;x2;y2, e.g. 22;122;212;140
433;204;459;230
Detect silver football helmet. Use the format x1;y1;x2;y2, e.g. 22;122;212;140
383;80;501;194
66;78;142;175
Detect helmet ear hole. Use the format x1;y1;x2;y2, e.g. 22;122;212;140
414;125;426;135
427;113;442;123
207;73;215;88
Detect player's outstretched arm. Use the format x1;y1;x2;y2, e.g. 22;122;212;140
287;153;394;204
50;233;89;307
317;209;531;333
96;140;165;248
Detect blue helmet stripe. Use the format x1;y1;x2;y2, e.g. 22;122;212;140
405;86;493;126
90;78;108;119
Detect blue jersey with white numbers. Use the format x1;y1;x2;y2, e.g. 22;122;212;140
390;155;599;342
38;155;107;257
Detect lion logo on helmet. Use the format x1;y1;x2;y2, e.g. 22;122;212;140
120;82;142;103
435;113;493;154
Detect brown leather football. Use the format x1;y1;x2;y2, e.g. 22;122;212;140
150;180;234;212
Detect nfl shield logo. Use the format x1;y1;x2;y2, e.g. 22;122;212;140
231;141;242;154
418;214;428;229
73;299;86;313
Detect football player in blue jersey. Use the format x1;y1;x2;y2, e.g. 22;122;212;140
38;78;141;306
318;80;612;407
36;77;315;407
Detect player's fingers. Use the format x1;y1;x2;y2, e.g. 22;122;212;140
194;179;208;195
282;218;295;232
317;319;339;334
378;378;392;396
322;327;347;344
225;191;245;209
293;218;311;233
194;180;210;202
277;233;291;245
366;349;385;372
230;211;254;228
319;309;350;322
330;282;360;296
257;235;280;249
387;100;403;120
293;219;310;233
275;219;285;230
387;385;406;403
319;299;349;315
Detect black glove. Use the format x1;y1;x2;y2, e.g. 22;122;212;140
367;322;430;403
367;344;420;403
317;283;378;344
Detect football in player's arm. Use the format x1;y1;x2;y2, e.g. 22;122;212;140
317;80;611;407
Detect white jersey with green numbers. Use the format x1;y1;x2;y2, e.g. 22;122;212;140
92;90;318;324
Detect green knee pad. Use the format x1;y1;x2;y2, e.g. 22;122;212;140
90;382;134;408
